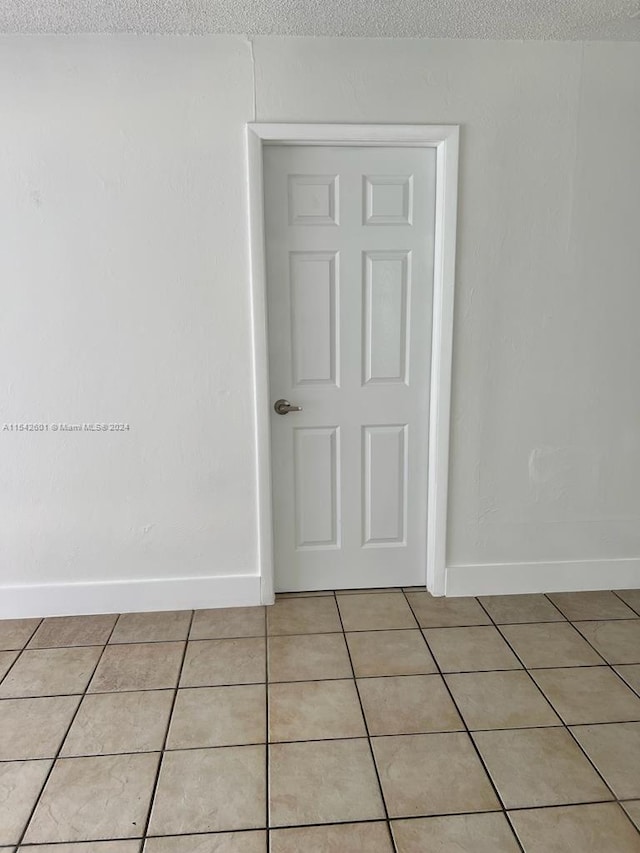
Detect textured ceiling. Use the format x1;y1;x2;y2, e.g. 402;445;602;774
1;0;640;39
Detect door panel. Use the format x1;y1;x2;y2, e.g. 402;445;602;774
363;250;411;385
364;174;413;225
290;251;339;387
363;424;408;546
294;426;341;550
265;145;436;591
288;174;339;226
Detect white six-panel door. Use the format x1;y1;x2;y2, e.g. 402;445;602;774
264;145;436;591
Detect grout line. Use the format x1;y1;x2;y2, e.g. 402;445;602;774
518;615;638;623
612;589;640;618
619;802;640;838
478;597;627;813
15;615;121;847
401;590;526;853
541;594;640;701
332;591;398;853
14;801;636;848
2;612;638;655
2;662;633;702
474;597;604;714
140;610;196;843
8;712;640;765
0;619;43;689
614;667;640;699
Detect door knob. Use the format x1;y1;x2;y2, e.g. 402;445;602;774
274;399;303;415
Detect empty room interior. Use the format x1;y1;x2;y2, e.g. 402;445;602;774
1;0;640;850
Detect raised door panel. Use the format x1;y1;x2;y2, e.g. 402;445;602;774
362;424;408;547
363;250;411;385
364;175;414;225
290;251;339;387
294;427;341;550
288;174;339;226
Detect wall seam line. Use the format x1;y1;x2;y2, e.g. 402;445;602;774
247;35;257;122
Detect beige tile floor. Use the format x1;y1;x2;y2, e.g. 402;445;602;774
0;589;639;851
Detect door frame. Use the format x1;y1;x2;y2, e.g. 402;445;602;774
246;123;459;603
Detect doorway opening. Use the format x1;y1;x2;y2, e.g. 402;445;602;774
246;124;459;602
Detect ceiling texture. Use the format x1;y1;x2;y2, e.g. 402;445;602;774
1;0;639;38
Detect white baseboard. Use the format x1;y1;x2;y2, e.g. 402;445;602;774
5;559;638;617
446;558;640;597
0;573;262;619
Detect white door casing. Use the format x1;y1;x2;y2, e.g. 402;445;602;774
264;145;436;591
246;124;459;602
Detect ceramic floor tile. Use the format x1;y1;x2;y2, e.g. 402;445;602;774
0;647;102;698
89;642;184;692
570;722;640;799
0;696;79;760
190;607;265;640
5;591;640;852
0;759;52;845
509;803;640;853
615;665;640;693
28;615;117;648
622;800;640;830
267;598;342;636
337;593;417;631
167;685;266;749
109;611;192;644
391;813;520;853
270;822;393;852
0;619;41;651
616;589;640;614
268;633;352;682
20;843;141;852
478;594;565;625
61;690;174;756
473;727;612;808
531;666;640;724
405;592;491;628
144;831;267;852
575;620;640;664
424;626;522;672
269;739;384;826
372;732;499;817
180;639;265;687
23;753;159;843
357;674;463;735
548;591;637;621
148;746;266;835
346;629;437;677
0;652;17;680
445;671;561;730
500;622;604;668
269;679;365;742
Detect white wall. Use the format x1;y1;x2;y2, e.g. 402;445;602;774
1;35;639;614
0;36;261;613
254;37;640;594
